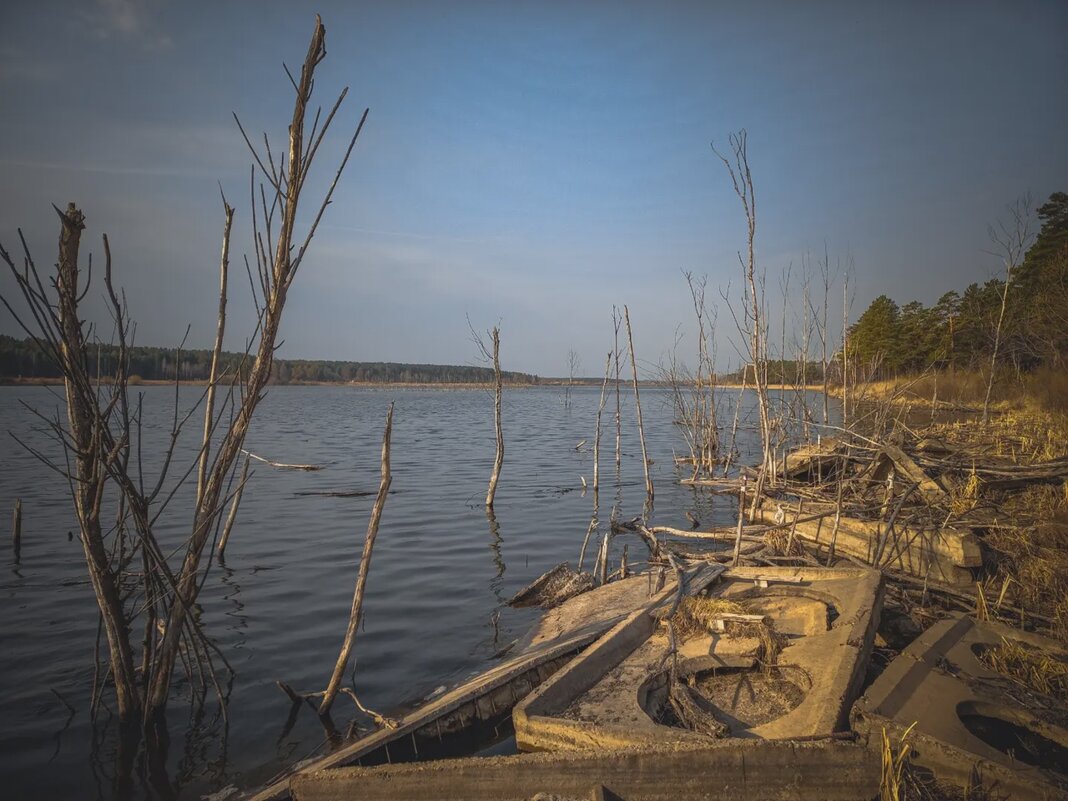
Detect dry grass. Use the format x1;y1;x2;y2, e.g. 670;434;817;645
949;468;983;516
881;722;1008;801
919;407;1068;463
670;596;785;667
670;596;745;639
763;526;808;557
987;483;1068;639
850;374;1068;638
880;723;916;801
978;636;1068;702
850;371;1068;463
861;367;1068;416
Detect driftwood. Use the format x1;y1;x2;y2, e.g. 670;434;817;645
12;499;21;562
733;475;748;566
868;445;945;504
669;678;728;737
648;525;764;545
242;450;324;471
507;562;595;609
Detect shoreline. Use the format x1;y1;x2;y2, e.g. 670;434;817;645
1;377;827;391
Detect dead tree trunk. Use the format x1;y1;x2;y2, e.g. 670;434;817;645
714;130;770;471
841;268;851;428
983;196;1033;424
613;307;622;472
320;402;394;716
486;327;504;508
217;455;250;559
593;351;612;494
145;18;369;718
12;499;21;562
624;306;653;501
56;204;142;722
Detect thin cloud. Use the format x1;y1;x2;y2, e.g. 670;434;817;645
84;0;173;50
0;46;60;84
319;222;506;246
0;158;215;178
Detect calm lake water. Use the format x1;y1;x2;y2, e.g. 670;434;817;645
0;384;809;799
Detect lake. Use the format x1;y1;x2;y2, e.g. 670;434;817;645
0;383;805;799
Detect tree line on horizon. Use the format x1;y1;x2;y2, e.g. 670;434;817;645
847;191;1067;377
0;334;540;385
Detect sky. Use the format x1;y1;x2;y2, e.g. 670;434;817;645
1;0;1066;377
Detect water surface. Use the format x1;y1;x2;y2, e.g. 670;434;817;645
0;383;790;799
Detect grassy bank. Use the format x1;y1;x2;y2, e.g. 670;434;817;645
850;369;1068;638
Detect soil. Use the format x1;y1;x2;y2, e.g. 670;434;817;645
690;667;807;730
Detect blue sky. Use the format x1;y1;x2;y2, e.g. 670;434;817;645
1;0;1066;376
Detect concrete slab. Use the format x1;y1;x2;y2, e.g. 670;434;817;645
290;740;881;801
853;614;1068;799
514;566;884;752
752;502;980;585
245;565;724;801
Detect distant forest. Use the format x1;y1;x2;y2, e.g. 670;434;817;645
0;335;539;385
847;191;1067;376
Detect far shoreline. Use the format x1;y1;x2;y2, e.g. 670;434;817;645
1;377;826;391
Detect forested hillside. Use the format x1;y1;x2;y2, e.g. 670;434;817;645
0;336;539;385
849;192;1067;375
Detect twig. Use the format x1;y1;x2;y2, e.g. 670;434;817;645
241;449;323;471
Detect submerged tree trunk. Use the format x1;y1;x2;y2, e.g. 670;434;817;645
320;403;394;716
624;306;653;501
55;204;142;722
486;327;504;508
593;351;612;494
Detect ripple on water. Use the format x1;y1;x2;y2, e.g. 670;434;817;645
0;384;824;799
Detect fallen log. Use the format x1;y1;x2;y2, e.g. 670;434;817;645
752;502;979;586
875;445;946;504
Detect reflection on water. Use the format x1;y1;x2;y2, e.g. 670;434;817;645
0;384;828;799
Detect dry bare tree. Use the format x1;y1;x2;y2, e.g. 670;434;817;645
593;351;612;494
565;348;580;409
666;272;720;478
982;194;1034;423
623;305;653;501
713;130;771;472
612;306;623;471
811;244;835;425
470;322;504;508
0;16;368;731
320;402;394;716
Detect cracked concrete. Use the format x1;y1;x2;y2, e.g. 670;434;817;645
514;566;884;751
853;613;1068;799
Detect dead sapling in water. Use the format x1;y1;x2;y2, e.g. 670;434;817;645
469;319;504;509
0;15;370;734
276;404;399;739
